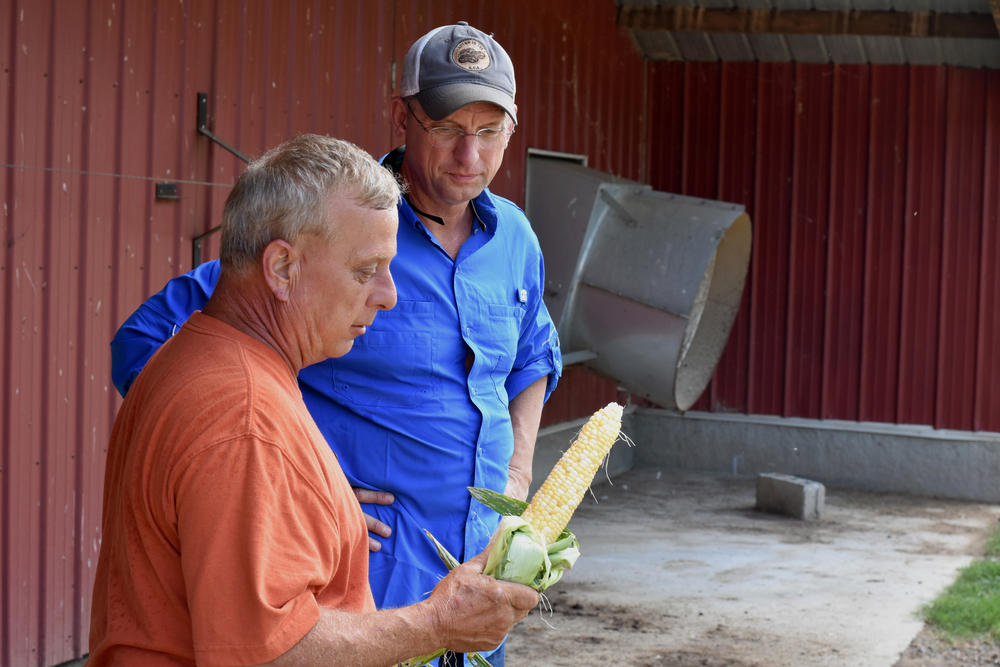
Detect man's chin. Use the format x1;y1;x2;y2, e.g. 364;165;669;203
328;339;356;359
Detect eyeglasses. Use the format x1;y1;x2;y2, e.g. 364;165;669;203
405;101;514;150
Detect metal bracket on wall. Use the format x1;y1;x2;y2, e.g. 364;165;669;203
196;92;251;164
193;92;250;266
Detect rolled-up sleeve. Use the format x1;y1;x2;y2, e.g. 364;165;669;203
505;251;562;402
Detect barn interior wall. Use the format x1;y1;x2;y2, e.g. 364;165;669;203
648;60;1000;434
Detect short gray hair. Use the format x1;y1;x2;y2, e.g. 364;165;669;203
220;134;402;272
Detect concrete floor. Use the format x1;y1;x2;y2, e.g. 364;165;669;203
507;467;1000;667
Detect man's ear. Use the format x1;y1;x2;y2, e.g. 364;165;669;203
261;239;298;302
390;97;408;139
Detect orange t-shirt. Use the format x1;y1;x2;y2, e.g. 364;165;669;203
89;312;374;666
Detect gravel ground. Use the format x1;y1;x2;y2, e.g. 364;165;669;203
894;626;1000;666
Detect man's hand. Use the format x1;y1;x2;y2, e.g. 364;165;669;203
353;487;394;552
424;549;539;653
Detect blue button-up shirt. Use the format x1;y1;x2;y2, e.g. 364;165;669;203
110;158;562;613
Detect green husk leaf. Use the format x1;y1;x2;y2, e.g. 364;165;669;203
489;519;550;586
484;516;547;584
395;647;447;667
542;539;580;589
468;486;528;516
469;652;494;667
424;530;460;571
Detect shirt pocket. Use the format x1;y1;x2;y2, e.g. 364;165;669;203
486;303;524;404
330;300;436;408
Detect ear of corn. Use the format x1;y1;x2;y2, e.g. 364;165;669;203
520;401;624;544
403;402;626;667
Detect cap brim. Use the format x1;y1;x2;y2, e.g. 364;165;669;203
417;83;517;125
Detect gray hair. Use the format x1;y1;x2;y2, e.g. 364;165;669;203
220;134;403;272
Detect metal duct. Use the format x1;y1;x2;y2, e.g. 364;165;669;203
527;154;751;411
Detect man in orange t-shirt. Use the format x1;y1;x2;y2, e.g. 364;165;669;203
89;134;539;666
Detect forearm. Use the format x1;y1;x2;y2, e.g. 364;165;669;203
265;603;442;667
265;555;536;665
506;376;547;500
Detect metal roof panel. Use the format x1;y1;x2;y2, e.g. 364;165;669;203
749;33;794;61
786;34;833;63
674;31;723;61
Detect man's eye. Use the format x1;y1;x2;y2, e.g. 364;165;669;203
428;127;465;139
476;128;502;138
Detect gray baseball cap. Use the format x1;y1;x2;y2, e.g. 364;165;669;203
400;21;517;125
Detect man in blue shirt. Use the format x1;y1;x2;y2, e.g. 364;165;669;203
111;22;561;666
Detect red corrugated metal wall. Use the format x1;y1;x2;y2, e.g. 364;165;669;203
4;1;999;664
1;1;640;664
650;61;1000;432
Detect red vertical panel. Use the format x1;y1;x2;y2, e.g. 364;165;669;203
936;67;986;430
822;65;870;420
361;0;397;155
681;62;721;199
859;66;907;423
206;0;248;186
113;1;154;328
286;1;313;137
242;1;270;154
748;63;795;416
898;66;946;426
784;63;833;419
265;2;293;151
681;61;720;412
44;2;89;660
327;1;355;144
976;69;1000;431
6;3;50;662
76;1;124;654
1;0;14;661
146;0;185;303
178;0;215;269
647;62;685;194
709;62;757;414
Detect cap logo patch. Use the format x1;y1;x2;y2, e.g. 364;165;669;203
452;38;490;71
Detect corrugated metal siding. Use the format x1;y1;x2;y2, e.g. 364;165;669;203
938;67;987;430
706;62;757;413
0;3;397;665
822;64;870;420
976;69;1000;431
749;62;796;417
6;1;997;664
899;65;947;425
648;59;1000;432
1;1;646;664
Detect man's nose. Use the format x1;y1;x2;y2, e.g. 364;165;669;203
452;133;481;163
372;269;397;311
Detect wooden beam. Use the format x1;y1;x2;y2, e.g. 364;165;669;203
617;7;1000;40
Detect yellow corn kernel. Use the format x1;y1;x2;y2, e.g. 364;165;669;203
520;402;624;544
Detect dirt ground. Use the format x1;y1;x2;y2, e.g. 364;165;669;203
505;468;1000;667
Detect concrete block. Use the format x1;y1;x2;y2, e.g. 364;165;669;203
756;473;825;520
